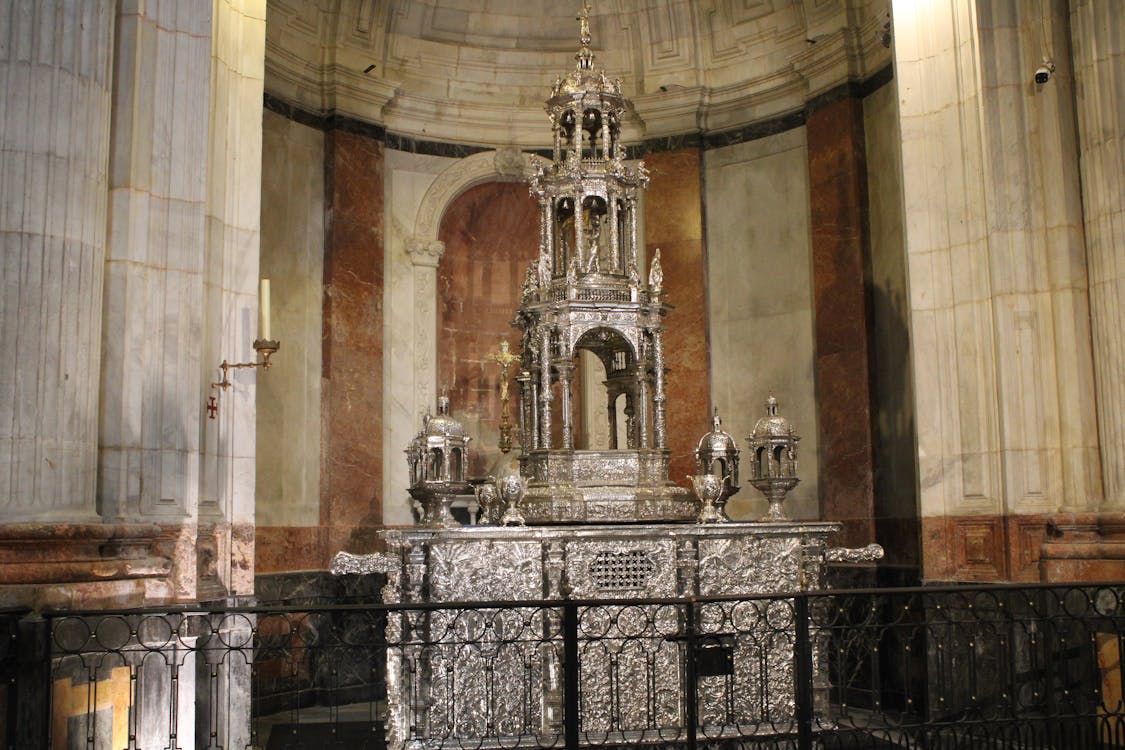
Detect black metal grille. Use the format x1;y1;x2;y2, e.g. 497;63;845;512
2;583;1123;749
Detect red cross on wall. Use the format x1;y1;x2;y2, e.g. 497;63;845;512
207;396;218;420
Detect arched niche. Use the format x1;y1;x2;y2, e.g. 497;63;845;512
436;181;539;476
571;328;637;451
384;148;542;525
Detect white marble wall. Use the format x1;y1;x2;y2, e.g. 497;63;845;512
703;128;820;522
864;79;917;522
893;0;1102;520
99;1;212;522
0;0;115;521
199;0;266;595
257;111;324;527
1070;0;1125;508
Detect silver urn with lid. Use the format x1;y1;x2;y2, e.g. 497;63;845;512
405;391;473;527
747;395;800;522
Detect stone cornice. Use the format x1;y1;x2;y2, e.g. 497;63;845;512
265;62;893;157
265;0;897;150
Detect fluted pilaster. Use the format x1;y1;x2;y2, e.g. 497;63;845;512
199;0;266;600
1070;0;1125;507
99;1;212;522
0;0;115;520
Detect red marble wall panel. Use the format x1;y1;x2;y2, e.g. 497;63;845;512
317;130;384;561
921;514;1056;582
806;98;877;548
437;182;539;476
255;526;327;573
923;515;1005;581
1008;514;1050;583
644;149;710;485
1041;512;1125;582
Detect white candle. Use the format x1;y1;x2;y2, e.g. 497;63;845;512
259;278;271;341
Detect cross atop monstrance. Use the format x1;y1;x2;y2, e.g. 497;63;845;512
487;340;520;453
575;0;594;69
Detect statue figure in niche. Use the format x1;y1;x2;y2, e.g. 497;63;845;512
649;247;663;294
523;265;537;299
537;252;551;289
585;213;602;273
557;202;573;269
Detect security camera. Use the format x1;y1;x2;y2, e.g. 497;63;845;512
1035;59;1055;84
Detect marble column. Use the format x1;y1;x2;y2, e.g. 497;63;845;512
0;0;115;521
100;1;212;524
703;129;819;523
322;130;384;553
608;395;619;450
894;0;1101;581
806;96;876;549
1070;0;1125;509
643;149;708;482
407;236;444;463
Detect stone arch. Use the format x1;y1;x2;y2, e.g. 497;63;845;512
411;147;543;242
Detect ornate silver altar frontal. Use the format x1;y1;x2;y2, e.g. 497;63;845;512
333;521;842;750
511;0;692;523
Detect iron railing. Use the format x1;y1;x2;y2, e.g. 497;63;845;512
3;583;1124;749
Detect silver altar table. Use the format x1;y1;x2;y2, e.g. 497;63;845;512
335;521;841;749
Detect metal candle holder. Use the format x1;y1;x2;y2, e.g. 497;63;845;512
211;339;280;391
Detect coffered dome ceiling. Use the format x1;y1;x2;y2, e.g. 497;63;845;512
266;0;892;147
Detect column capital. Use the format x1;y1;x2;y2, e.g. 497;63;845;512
406;237;446;267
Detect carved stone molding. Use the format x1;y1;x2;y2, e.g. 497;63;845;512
405;237;445;267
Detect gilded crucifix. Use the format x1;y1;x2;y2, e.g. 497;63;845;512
487;340;521;453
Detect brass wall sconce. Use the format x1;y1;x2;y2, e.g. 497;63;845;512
211;279;280;392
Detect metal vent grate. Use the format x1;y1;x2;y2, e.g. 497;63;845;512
590;550;656;591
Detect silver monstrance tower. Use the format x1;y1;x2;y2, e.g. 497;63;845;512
514;1;694;522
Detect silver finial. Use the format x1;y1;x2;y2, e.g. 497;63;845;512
576;0;594;69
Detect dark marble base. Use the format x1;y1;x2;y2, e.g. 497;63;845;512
255;570;384;605
254;571;387;720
